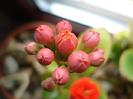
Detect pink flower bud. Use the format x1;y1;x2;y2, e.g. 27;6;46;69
68;50;90;73
56;20;72;33
41;77;56;91
34;25;54;47
94;48;105;54
36;48;54;65
24;42;41;55
89;51;105;67
52;67;70;85
55;30;78;55
82;30;100;50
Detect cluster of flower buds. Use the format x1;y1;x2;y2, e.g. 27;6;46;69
24;20;105;91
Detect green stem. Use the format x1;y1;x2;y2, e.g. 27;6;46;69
58;85;63;94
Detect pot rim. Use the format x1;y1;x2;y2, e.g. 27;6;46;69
0;21;55;99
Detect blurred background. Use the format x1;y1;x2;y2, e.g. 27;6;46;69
0;0;132;44
0;0;133;99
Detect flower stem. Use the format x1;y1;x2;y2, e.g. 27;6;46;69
58;85;63;94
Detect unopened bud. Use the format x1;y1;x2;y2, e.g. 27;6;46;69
68;50;90;73
24;42;41;55
55;30;78;55
52;67;70;85
34;25;54;47
56;20;72;33
41;77;56;91
81;30;100;52
89;51;105;67
36;48;54;65
94;48;105;54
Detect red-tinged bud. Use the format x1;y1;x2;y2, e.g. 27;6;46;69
56;20;72;33
68;50;90;73
24;42;41;55
81;30;100;52
34;25;54;47
55;30;78;55
36;48;54;65
52;67;70;85
41;77;56;91
89;51;105;67
94;48;105;54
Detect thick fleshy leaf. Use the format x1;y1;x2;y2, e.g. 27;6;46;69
63;75;78;89
46;61;58;72
114;31;129;41
119;49;133;82
111;30;129;64
80;66;96;75
56;89;70;99
42;90;59;99
41;72;52;81
111;41;125;64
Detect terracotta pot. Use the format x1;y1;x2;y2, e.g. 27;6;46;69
0;21;56;99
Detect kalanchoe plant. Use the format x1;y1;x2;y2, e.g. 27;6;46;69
24;20;106;98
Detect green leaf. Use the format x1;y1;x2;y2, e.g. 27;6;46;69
113;31;129;41
111;40;129;65
110;30;129;65
56;89;70;99
46;61;58;72
63;75;79;89
80;66;96;75
41;72;52;81
119;49;133;82
99;86;108;99
42;90;59;99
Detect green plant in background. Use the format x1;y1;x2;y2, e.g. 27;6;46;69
111;20;133;82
